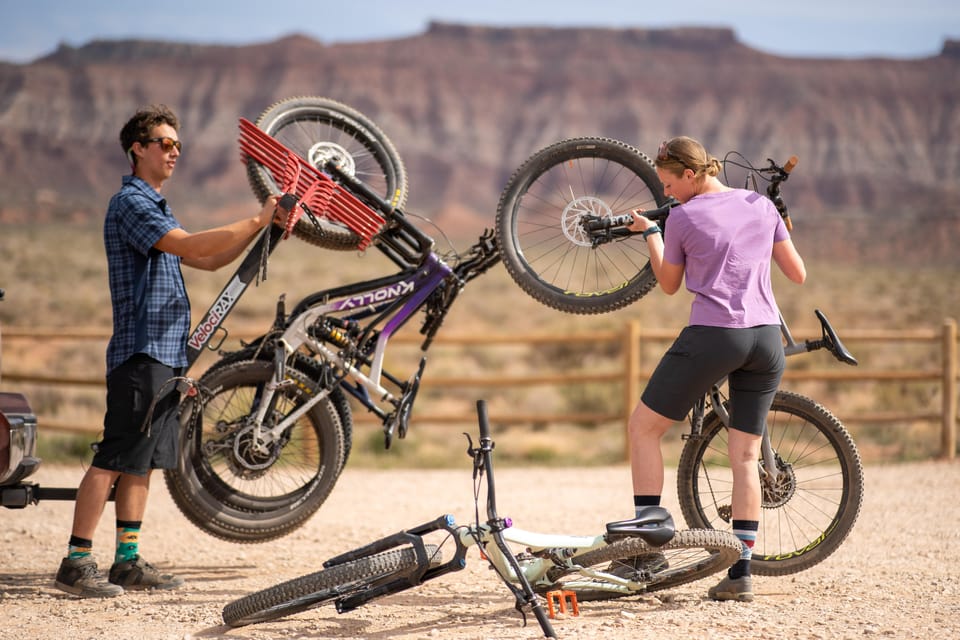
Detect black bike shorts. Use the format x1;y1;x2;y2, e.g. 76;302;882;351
92;354;182;475
641;324;785;435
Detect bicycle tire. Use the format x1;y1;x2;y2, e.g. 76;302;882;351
546;528;742;601
495;137;667;314
247;96;409;250
163;360;345;543
676;390;864;576
223;544;441;627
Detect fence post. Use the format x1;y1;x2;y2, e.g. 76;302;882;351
942;318;957;460
623;320;642;461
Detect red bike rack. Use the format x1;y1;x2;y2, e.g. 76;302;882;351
238;118;386;250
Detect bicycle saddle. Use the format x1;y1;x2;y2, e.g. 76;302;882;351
605;506;676;547
815;309;858;366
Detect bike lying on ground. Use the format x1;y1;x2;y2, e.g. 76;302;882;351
494;137;864;576
222;399;743;634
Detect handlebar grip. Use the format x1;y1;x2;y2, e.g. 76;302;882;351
783;156;799;174
608;213;635;228
476;399;491;440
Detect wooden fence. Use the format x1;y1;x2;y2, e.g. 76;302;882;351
1;318;957;459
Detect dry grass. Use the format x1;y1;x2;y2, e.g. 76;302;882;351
2;223;958;466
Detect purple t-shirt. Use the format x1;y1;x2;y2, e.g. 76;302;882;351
663;189;790;328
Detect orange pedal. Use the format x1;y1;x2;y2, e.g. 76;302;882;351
545;590;580;618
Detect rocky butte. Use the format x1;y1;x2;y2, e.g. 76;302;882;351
0;22;957;263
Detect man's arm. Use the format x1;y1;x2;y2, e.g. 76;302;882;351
155;197;281;271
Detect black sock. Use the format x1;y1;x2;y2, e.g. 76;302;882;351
634;495;660;517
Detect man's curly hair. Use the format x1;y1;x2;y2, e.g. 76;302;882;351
119;104;180;163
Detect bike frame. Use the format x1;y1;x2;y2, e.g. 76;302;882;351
237;251;455;449
315;399;698;637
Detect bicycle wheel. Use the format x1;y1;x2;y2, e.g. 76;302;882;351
223;544;441;627
546;529;742;601
200;343;354;471
163;360;345;543
495;137;667;314
247;96;409;250
677;390;864;576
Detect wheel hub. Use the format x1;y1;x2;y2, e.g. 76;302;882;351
227;424;282;479
561;195;613;247
308;141;356;177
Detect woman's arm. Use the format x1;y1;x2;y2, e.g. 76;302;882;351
628;210;683;294
772;237;806;284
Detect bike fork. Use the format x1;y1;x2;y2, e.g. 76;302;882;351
327;515;468;614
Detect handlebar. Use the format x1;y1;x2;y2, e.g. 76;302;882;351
765;155;798;231
582;199;678;246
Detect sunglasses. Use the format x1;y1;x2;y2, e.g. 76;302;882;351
657;140;679;164
143;136;182;153
657;140;692;172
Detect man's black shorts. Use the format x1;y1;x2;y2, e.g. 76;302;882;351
92;353;182;475
641;324;785;435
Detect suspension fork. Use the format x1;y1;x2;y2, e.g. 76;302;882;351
244;339;296;453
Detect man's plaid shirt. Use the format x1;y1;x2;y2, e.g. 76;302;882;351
103;175;190;374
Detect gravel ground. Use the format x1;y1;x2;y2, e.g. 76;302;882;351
1;460;959;640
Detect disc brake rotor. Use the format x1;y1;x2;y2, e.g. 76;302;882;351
761;459;797;509
308;141;356;177
228;424;282;479
561;195;613;247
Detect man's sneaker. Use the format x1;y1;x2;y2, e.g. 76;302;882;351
54;556;124;598
708;573;754;602
109;556;184;591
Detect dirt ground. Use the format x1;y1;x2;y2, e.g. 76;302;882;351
1;460;958;640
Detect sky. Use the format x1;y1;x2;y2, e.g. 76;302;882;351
1;0;958;63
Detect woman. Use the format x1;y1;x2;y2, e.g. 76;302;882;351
611;136;806;601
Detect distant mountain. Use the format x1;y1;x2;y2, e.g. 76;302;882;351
1;23;957;262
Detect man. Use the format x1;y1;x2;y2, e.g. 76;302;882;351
54;104;284;597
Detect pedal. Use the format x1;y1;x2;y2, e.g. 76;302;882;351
545;590;579;618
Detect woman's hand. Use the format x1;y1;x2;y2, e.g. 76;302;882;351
627;209;656;233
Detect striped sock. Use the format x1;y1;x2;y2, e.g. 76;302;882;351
634;495;660;518
730;519;759;579
115;520;142;564
67;535;93;560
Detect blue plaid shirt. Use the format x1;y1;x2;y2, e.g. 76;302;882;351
104;175;190;374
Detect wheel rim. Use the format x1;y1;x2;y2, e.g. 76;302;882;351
263;109;392;200
194;374;327;506
690;405;853;565
509;153;660;298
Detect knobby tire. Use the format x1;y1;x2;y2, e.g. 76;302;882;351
495;137;666;314
223;545;440;627
163;360;345;543
552;528;742;601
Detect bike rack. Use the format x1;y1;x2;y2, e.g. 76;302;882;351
238;118;385;250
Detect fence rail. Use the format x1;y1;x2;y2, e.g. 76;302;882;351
2;319;957;459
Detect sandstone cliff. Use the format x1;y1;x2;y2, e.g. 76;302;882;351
0;23;957;262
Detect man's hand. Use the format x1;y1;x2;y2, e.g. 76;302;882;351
256;195;284;228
